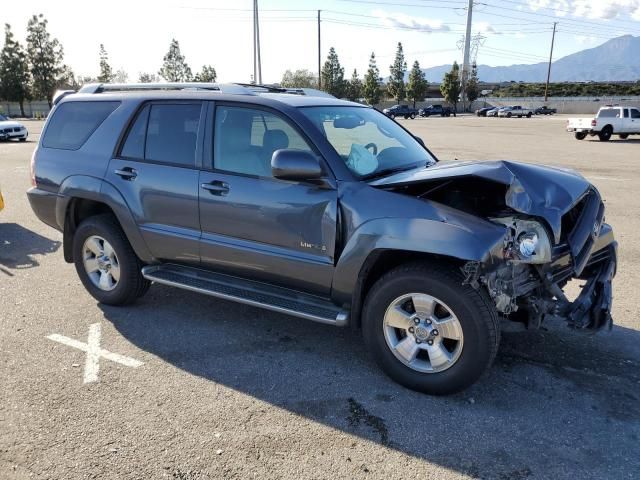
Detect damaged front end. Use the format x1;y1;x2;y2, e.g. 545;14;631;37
463;188;616;332
371;160;617;333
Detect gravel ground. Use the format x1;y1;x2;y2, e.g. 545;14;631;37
1;116;638;480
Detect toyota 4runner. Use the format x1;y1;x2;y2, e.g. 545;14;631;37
28;83;617;395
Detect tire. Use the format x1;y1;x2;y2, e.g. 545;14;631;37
404;115;409;120
362;263;500;395
619;134;629;139
410;113;416;119
506;112;512;118
19;138;27;142
598;126;613;142
527;112;532;118
575;132;588;140
73;214;150;305
389;113;395;119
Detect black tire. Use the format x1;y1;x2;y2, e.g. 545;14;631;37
506;112;512;118
362;263;500;395
404;115;409;120
619;134;629;139
527;112;532;118
389;113;395;119
19;138;27;142
424;112;430;117
410;113;416;119
73;214;150;305
575;132;588;140
598;126;613;142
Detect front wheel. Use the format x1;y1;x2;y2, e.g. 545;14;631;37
362;263;499;395
527;112;532;118
410;113;416;119
73;214;150;305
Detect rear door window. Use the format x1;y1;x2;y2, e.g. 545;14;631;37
598;109;620;118
119;103;202;166
42;101;120;150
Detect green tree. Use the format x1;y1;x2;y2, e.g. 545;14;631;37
193;65;217;82
280;69;317;88
465;63;479;104
0;24;31;116
26;14;65;106
97;44;114;83
387;42;407;102
440;61;461;113
138;72;159;83
321;47;345;98
346;69;363;101
158;39;192;82
406;60;428;108
363;52;381;106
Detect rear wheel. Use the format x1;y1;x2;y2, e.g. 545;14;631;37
619;134;629;139
575;132;588;140
362;263;499;395
410;113;416;119
73;214;150;305
527;112;532;118
598;126;613;142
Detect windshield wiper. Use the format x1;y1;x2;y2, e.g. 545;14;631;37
362;161;428;181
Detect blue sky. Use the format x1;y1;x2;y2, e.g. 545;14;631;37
4;0;640;82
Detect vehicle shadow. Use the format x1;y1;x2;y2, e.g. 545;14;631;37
0;223;61;275
102;286;640;479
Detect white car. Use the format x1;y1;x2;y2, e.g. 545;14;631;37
567;106;640;141
0;114;28;142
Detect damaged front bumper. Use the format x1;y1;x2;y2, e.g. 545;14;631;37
464;186;617;333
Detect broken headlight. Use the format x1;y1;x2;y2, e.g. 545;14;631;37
492;217;552;264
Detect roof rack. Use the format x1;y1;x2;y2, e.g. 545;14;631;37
77;82;254;96
67;82;336;101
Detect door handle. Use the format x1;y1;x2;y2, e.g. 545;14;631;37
201;181;230;196
114;167;137;180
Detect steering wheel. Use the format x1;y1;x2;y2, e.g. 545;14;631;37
364;142;378;155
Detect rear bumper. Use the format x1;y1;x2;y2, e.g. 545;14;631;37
27;187;62;231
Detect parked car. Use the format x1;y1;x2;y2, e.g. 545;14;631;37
0;114;28;141
534;106;557;115
382;104;418;119
566;105;640;141
498;106;533;118
28;82;617;395
475;107;493;117
486;107;503;117
419;105;452;117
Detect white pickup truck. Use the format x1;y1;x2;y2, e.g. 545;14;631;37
497;105;533;118
567;106;640;141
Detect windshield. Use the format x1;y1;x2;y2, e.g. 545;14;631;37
299;106;435;178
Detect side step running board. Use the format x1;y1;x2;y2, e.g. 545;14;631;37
142;264;349;327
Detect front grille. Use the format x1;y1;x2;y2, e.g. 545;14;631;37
561;188;605;276
13;127;21;132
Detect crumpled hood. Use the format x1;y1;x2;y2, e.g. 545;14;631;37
0;121;25;129
370;160;592;242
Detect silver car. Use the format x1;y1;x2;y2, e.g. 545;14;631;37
0;114;28;141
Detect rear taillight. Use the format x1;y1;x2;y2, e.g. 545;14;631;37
30;146;38;187
591;119;597;127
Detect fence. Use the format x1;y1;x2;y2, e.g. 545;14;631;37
1;100;50;118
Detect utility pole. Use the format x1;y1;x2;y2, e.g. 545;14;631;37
317;10;321;89
461;0;474;112
252;0;257;84
255;0;262;84
544;22;557;103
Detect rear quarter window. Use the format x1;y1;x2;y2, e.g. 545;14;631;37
42;101;120;150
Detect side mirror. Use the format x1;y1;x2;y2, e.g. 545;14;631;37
271;149;323;181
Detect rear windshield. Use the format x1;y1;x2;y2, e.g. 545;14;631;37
42;101;120;150
598;108;620;118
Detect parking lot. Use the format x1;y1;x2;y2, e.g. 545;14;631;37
1;116;639;479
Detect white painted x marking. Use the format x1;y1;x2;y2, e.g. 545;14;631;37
47;323;143;383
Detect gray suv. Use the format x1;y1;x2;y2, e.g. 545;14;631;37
28;83;617;394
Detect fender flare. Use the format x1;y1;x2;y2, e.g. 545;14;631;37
55;175;154;263
331;217;506;305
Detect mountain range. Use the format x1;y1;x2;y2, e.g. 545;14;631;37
419;35;640;83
